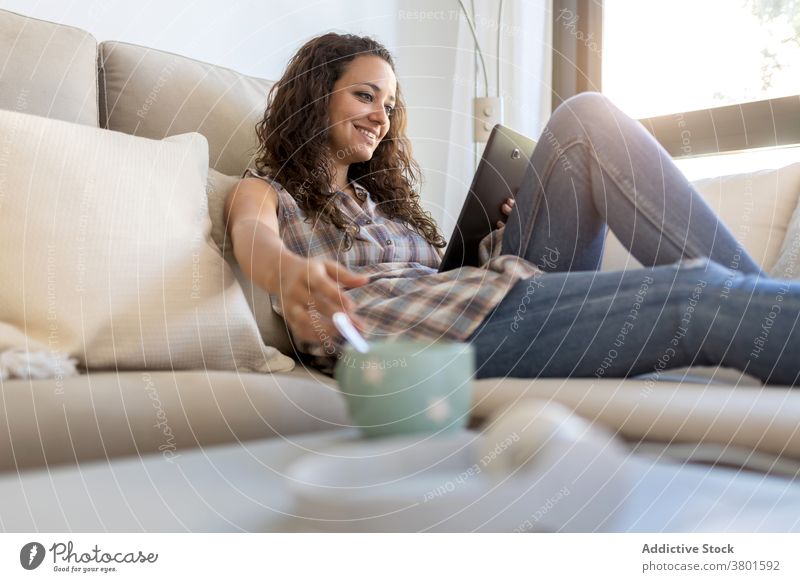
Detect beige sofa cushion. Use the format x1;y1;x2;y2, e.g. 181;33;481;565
262;366;800;465
471;376;800;462
287;366;800;462
207;168;240;261
0;108;293;375
601;163;800;272
3;361;799;472
0;370;348;472
99;41;273;176
0;9;98;126
768;163;800;278
206;168;294;354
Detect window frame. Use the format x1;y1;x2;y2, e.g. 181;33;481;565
551;0;603;111
551;0;800;156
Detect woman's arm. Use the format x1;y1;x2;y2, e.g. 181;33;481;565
224;178;291;293
224;178;368;345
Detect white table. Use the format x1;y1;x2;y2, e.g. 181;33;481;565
1;429;799;532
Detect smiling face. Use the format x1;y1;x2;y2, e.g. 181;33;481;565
326;55;397;165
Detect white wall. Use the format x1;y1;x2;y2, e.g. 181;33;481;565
395;0;550;234
0;0;399;78
1;0;550;232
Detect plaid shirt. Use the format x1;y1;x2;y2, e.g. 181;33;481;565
245;170;541;368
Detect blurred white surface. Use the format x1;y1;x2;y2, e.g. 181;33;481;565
1;428;798;533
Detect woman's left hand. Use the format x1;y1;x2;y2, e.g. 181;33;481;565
496;196;515;228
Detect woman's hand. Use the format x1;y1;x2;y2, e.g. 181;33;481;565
496;195;516;229
277;255;369;345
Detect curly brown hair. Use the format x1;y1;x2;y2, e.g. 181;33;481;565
253;32;446;250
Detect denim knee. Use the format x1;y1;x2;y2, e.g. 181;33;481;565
547;91;617;143
559;91;611;113
668;256;751;312
673;256;738;282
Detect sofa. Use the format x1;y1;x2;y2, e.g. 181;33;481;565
2;8;800;483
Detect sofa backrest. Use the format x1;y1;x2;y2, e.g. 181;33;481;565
0;9;98;126
0;9;275;176
98;41;274;177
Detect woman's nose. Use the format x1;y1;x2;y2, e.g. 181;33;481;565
369;104;389;125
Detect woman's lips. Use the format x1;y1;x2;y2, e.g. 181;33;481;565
354;124;377;144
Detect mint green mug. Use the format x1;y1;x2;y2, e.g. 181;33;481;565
334;341;475;438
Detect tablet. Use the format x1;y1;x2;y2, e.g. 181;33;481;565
438;124;537;272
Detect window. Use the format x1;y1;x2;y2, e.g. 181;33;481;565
602;0;800;119
553;0;800;164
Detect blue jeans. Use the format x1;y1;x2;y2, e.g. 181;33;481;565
468;92;800;385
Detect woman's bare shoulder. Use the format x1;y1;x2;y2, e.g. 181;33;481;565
233;176;279;200
225;176;280;221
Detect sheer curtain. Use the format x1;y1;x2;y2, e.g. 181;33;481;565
397;0;551;237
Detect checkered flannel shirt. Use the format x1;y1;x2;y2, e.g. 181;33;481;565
244;170;541;370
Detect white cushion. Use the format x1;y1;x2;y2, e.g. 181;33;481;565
602;162;800;272
768;164;800;278
0;108;294;374
206;168;240;261
206;168;294;354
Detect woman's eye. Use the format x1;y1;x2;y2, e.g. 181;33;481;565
357;92;393;117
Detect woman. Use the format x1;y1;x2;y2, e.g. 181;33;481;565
225;32;800;385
